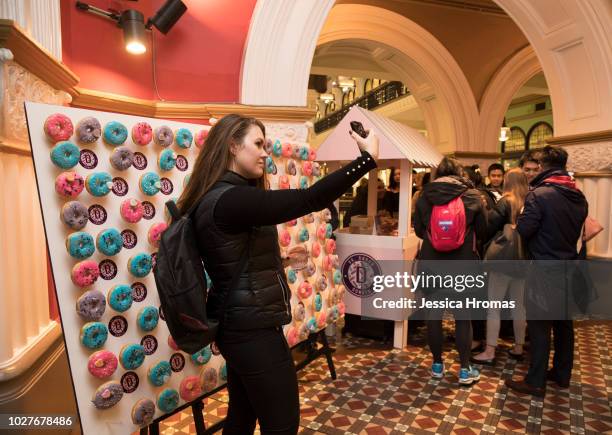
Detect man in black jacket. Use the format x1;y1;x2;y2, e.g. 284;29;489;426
505;146;587;397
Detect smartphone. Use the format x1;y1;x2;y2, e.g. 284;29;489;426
350;121;368;139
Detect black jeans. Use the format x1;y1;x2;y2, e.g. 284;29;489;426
216;326;300;435
525;319;574;388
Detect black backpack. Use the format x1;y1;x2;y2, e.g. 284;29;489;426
153;193;249;354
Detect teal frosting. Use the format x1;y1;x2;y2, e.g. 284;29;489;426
140;172;161;196
298;227;309;242
157;388;179;413
108;284;133;312
219;364;227;381
314;293;323;312
137;306;159;331
148;361;172;387
191;345;212;366
87;172;113;197
175;128;193;149
333;270;342;285
158;148;176;171
265;156;276;174
129;252;153;277
272;140;282;157
103;121;128;145
307;317;318;332
97;228;122;256
287;269;297;284
299;146;309;161
120;344;145;370
50;141;80;169
67;231;95;259
80;322;108;349
325;223;333;239
299;176;309;189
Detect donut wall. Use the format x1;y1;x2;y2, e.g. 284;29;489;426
25;102;221;434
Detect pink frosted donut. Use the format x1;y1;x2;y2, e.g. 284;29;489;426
286;327;299;347
179;376;203;402
302;161;313;176
285;219;297;227
55;171;84;198
168;335;179;351
298;281;313;299
279;175;290;189
88;350;118;379
44;113;73;142
308;149;317;161
279;229;291;247
317;312;327;329
195;129;208;148
337;301;346;316
132;122;153;146
148;222;168;247
281;143;293;158
71;260;100;287
322;254;334;271
317;224;328;241
311;241;321;258
325;239;336;254
120;198;144;223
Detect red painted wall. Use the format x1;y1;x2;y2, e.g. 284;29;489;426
61;0;257;103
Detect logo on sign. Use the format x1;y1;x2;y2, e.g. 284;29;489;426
160;178;173;195
121;229;137;249
141;335;158;355
341;253;382;298
99;259;118;280
176;155;188;171
112;177;128;196
133;152;148;170
88;204;107;225
170;353;185;372
142;201;156;220
121;371;139;393
108;315;128;337
131;282;147;302
79;149;98;169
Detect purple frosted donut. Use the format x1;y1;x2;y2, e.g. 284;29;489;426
76;290;106;321
76;117;101;144
92;381;123;409
154;126;174;147
60;201;89;230
109;146;134;170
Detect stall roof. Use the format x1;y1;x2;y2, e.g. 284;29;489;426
316;106;442;167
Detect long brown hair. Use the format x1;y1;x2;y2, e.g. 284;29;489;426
177;114;266;215
502;168;528;224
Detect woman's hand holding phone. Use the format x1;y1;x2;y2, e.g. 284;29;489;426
348;123;379;160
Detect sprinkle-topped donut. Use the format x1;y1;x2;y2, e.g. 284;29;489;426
148;222;168;247
61;201;89;230
299;146;310;161
299;176;309;189
96;228;123;256
285;159;297;176
120;344;146;370
303;260;316;278
76;117;101;144
148;360;172;387
154;126;174;147
301;161;313;177
120;198;144;223
50;141;80;169
44;113;73;142
298;227;309;242
292;144;301;159
158;149;177;171
137;306;159;332
86;172;113;197
80;322;108;349
310;241;321;258
293;301;305;321
264;138;273;155
103;121;128;146
306;316;317;333
298;281;313;299
131;399;156;427
308;149;317;161
286;219;297;227
71;260;100;287
175;128;193;149
325;239;336;254
109;146;133;171
286;327;298;347
265;156;277;175
157;388;179;413
278;175;290;189
76;290;106;321
66;231;95;259
272;140;282;157
190;345;212;366
333;269;342;285
200;367;218;392
281;143;293;158
314;292;323;312
55;171;84;198
179;375;202;401
279;229;291;247
315;275;327;293
317;311;327;328
195;129;208;149
139;172;161;196
287;269;297;284
92;381;123;409
88;350;118;379
107;284;133;312
132;122;153;146
128;253;153;277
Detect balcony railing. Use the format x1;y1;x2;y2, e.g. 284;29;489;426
314;81;409;134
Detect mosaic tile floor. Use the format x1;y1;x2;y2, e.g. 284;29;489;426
155;321;612;434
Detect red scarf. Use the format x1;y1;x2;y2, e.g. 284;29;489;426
543;175;578;190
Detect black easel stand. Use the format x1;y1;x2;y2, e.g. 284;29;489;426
141;329;336;434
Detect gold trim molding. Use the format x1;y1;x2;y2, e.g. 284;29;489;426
547;130;612;146
573;171;612;178
450;151;502;159
0;138;31;156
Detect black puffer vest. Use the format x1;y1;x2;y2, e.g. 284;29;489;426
193;171;292;330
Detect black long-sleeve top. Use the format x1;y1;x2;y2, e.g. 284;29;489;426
213;152;377;232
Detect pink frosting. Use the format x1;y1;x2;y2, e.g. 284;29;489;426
322;254;334;271
179;376;203;402
71;260;100;287
148;222;168;247
88;350;118;379
311;241;321;258
279;229;291;247
281;143;293;157
298;281;313;299
44;113;74;142
302;161;313;176
132;122;153;145
55;172;84;198
316;224;327;240
308;149;317;161
285;219;297;227
286;327;298;347
325;239;336;254
278;175;290;189
120;198;144;223
195;129;208;148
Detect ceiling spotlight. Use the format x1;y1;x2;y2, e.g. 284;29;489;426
120;10;147;54
146;0;187;35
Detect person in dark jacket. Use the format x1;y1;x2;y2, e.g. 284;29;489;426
177;114;380;434
486;163;505;202
505;145;588;398
414;157;487;385
342;178;385;227
382;167;401;215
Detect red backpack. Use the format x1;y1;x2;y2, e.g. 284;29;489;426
427;196;466;252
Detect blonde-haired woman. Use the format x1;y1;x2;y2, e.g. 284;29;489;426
472;168;528;365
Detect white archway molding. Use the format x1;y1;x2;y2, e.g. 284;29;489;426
493;0;612;136
478;45;542;153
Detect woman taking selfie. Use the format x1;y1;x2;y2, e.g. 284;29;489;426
177;114;379;434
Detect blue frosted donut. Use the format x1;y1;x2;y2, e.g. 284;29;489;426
191;345;212;365
157;388;179;413
333;270;342;285
158;149;177;171
299;176;309;189
325;223;333;239
265;156;277;174
66;231;95;259
175;128;193;149
129;253;153;277
299;146;310;161
148;361;172;387
272;140;282;157
80;322;108;349
287;269;297;284
120;344;146;370
107;285;133;312
138;306;159;331
139;172;161;196
314;292;323;312
103;121;128;146
86;172;113;197
219;364;227;381
97;228;123;256
299;227;309;242
50;141;80;169
307;317;318;333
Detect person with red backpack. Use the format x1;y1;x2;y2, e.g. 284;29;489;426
414;156;487;385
